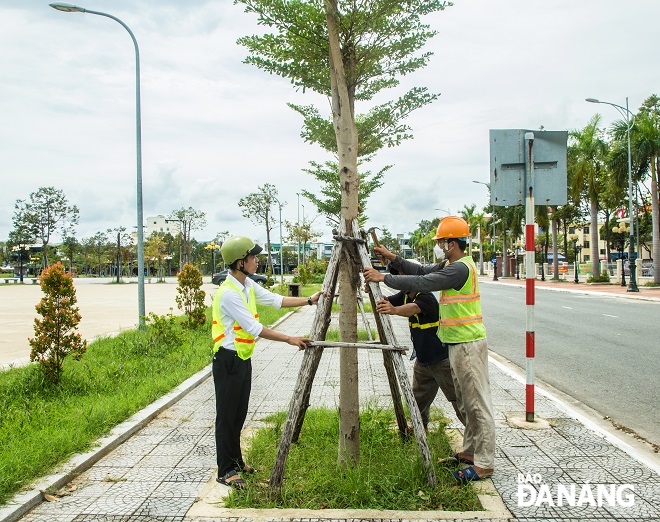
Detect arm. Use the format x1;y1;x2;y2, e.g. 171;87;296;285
381;262;469;293
376;298;421;318
258;326;311;350
281;291;322;308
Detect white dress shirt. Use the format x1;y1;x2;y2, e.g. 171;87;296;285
217;273;284;351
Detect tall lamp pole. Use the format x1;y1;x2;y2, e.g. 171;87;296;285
586;97;638;292
51;2;147;325
472;180;493;277
273;197;285;286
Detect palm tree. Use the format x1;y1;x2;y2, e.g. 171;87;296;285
630;109;660;284
569;115;609;279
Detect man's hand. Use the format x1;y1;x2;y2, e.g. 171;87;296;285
375;298;395;315
363;267;385;283
287;336;312;350
374;245;395;262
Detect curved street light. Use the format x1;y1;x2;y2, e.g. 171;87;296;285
586;97;638;292
50;2;147;326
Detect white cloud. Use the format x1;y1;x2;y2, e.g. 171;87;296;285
2;0;659;248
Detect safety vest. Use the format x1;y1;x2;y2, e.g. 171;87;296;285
212;279;259;360
405;293;440;331
439;256;486;344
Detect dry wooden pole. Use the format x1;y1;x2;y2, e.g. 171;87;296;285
352;220;436;487
269;235;341;491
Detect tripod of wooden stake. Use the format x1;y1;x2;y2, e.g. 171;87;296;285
269;219;436;491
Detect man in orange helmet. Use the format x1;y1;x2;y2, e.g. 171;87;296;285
364;216;495;484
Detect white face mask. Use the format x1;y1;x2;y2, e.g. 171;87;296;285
434;244;446;261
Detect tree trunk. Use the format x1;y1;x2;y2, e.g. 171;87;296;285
502;232;508;277
590;199;600;278
604;210;611;266
653;157;659;284
552;218;558;279
326;0;360;466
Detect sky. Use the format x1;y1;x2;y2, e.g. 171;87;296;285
1;0;659;247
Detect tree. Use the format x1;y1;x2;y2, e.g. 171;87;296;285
107;227;134;281
168;207;207;266
84;232;110;277
29;262;87;383
285;219;322;266
12;187;79;270
238;183;282;276
613;97;660;284
237;0;451;464
569;115;609;278
60;234;80;275
176;263;207;328
300;160;387;227
145;232;169;282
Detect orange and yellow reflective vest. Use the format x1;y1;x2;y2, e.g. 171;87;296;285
212;279;259;360
439;256;487;344
405;292;440;330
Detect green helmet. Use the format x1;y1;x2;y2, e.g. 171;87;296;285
221;236;263;265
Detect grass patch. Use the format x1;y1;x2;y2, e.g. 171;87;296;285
226;406;481;511
331;299;373;313
0;319;212;505
0;285;316;506
324;327;377;342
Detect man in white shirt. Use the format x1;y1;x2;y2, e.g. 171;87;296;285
212;236;321;489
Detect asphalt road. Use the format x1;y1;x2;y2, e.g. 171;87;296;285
479;282;660;446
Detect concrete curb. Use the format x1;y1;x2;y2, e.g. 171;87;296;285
480;279;660;302
0;364;212;522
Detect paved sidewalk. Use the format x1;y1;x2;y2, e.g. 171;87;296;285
3;289;659;521
480;275;660;302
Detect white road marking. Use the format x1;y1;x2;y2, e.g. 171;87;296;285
603;314;618;318
561;306;572;309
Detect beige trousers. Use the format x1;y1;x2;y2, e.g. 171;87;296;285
448;338;496;469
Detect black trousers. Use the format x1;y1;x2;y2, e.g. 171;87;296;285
212;348;252;477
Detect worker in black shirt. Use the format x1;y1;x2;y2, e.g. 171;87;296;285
376;289;465;429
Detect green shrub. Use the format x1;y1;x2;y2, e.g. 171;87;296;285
29;262;87;383
587;273;610;283
176;263;207;327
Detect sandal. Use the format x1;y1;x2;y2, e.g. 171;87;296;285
453;465;492;485
438;453;474;466
242;463;256;474
216;470;246;489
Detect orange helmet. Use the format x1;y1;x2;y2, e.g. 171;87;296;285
433;216;471;240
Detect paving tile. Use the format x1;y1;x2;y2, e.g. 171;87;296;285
151;481;205;498
81;494;144;516
164;466;214;483
134;496;195;517
121;466;174;483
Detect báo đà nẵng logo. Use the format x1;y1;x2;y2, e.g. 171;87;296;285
517;473;635;507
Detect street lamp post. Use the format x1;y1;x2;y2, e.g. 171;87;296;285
613;223;628;286
278;202;284;286
51;2;147;326
12;244;28;283
472;181;492;277
515;240;524;280
296;192;301;267
586;97;638;292
205;241;221;276
569;234;581;284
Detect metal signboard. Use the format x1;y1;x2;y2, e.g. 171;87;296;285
489;129;567;207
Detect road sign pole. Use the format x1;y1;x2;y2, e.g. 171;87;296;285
524;132;535;423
